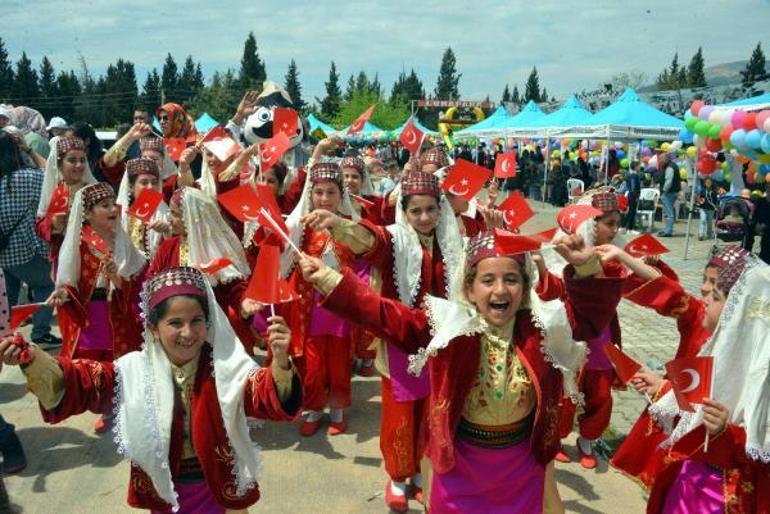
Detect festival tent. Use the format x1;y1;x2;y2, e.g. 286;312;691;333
307;113;338;138
501;100;547;130
391;116;438;136
546;88;683;140
455;106;511;137
716;92;770;111
515;95;592;136
195;112;219;132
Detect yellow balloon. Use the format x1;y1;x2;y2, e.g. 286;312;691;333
679;168;687;180
661;142;671;151
686;146;697;158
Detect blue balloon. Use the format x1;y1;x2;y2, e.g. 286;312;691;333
759;164;770;174
761;134;770;154
679;128;694;144
745;129;763;149
616;150;626;159
730;129;747;148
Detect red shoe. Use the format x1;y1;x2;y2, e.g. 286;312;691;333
578;448;598;469
93;415;112;434
358;362;376;377
327;417;347;436
554;449;571;463
300;419;323;437
385;481;408;513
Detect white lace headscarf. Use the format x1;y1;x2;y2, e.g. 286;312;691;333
407;236;586;403
113;267;262;511
116;169;170;258
279;159;360;277
36;136;97;218
649;258;770;463
56;184;147;289
175;188;250;286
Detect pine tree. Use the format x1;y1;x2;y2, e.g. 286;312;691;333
540;87;548;103
284;59;306;111
511;85;521;105
55;70;81;120
390;69;425;105
369;73;382;98
317;61;342;121
501;84;511;104
11;52;40;101
434;47;461;100
0;37;14;101
194;63;205;91
239;32;267;91
142;68;162;109
524;67;540;102
344;74;356;102
741;43;767;82
687;47;706;87
355;71;369;96
179;56;203;103
38;56;58;118
161;53;179;101
102;58;137;125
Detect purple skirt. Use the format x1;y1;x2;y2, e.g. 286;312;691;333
662;460;724;514
150;480;224;514
78;300;113;351
430;437;544;513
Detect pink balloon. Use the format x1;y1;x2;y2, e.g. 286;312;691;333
731;110;747;129
699;105;713;121
764;117;770;133
756;110;770;132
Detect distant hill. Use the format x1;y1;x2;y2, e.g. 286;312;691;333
705;60;748;86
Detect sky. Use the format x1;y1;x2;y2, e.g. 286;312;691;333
4;0;770;105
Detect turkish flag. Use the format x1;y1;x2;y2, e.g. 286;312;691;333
194;257;233;276
255;183;289;236
617;193;629;212
7;304;44;334
493;228;543;256
624;233;670;258
47;183;70;218
277;280;298;303
203;137;240;162
347;104;376;135
217;184;262;223
665;356;714;412
351;194;375;208
126;188;163;223
533;227;558;242
245;245;281;304
497;191;533;230
400;118;424;154
81;226;110;258
441;159;492;201
164;137;187;162
603;343;642;385
199;125;228;145
556;205;603;235
259;132;292;172
494;152;517;179
273;108;299;138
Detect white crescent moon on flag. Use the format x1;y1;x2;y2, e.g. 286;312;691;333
448;184;470;197
134;205;151;219
679;368;700;393
240;205;261;222
626;243;648;256
502;158;511;173
503;210;515;227
404;129;417;146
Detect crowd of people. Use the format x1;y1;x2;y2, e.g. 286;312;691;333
0;85;768;514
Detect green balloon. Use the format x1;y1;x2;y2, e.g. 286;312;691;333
708;124;722;139
724;172;732;182
694;120;711;137
721;162;729;172
620;158;629;169
684;117;699;131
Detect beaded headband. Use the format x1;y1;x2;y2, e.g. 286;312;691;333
466;229;525;268
714;246;750;295
146;267;208;309
309;161;342;186
82;182;115;211
340;156;365;173
401;171;440;198
56;136;85;156
126;157;160;179
139;137;165;154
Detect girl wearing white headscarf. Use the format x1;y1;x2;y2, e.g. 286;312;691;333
2;266;300;513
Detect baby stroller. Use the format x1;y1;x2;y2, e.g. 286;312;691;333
715;195;752;243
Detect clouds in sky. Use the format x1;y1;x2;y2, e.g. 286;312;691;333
4;0;769;102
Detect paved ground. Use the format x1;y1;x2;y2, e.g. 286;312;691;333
0;203;721;513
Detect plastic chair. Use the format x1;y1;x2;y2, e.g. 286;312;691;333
637;188;660;232
567;179;585;203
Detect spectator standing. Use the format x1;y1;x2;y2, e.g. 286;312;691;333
696;176;718;240
657;152;680;237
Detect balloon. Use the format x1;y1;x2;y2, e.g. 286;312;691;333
711;170;724;182
661;142;671;151
643;156;650;164
648;155;658;169
755;110;770;131
744;112;758;130
730;129;747;148
707;124;722;139
720;161;729;172
679;167;688;180
670;140;683;150
690;100;705;116
699;105;714;121
719;124;734;142
641;146;653;156
684;117;698;131
686;146;697;158
699;159;716;174
761;134;770;154
620;158;629;169
707;110;722;125
616;150;626;159
746;129;763;149
724;171;731;182
764;117;770;134
694;120;711;136
731;110;747;129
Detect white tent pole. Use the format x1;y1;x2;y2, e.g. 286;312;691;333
683;149;698;260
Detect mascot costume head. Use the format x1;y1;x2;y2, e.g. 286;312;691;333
243;81;308;170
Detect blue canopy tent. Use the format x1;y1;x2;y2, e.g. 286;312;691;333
195;112;219;132
501;101;546;130
515;95;592;137
339;120;386;142
717;92;770;111
307;113;338;138
391;116;438;137
455;106;510;137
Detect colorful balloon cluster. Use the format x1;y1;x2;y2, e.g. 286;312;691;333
680;100;770;183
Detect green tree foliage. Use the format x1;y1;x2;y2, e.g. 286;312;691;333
333;87;409;131
524;67;540;102
239;32;266;91
434;47;461;100
511;85;521;105
687;47;706;88
11;52;39;101
0;37;14;101
284;59;306;112
390;69;425;104
161;53;179;100
54;70;81;119
179;55;204;104
501;84;511;104
317;61;342;121
741;43;767;83
189;70;239;121
38;56;57;118
142;69;162;110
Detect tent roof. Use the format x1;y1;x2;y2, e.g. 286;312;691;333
307;113;337;137
585;88;683;129
717;92;770;111
194;112;219;132
503;100;546;128
529;95;592;128
340;120;383;137
456;106;510;135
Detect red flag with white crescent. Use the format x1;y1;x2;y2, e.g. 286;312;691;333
497;191;533;231
494;152;517;179
164;137;187;162
126;188;163;223
665;356;714;412
47;183;70;218
273;108;299;138
624;233;670;258
194;257;233;276
603;343;642;384
217;184;262;223
81;226;111;258
199;125;228;145
347;104;376;135
400;118;424;154
259;132;292;172
556;205;603;235
440;159;492;201
493;228;543;256
5;304;44;335
244;245;281;304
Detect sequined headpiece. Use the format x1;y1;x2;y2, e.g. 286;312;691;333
309;161;342;187
401;171;440;198
56;136;85;157
340;156;365;174
146;267;208;309
466;229;525;268
590;189;619;214
82;182;115;211
714;246;751;295
422;147;448;168
126;157;160;179
139;137;165;155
